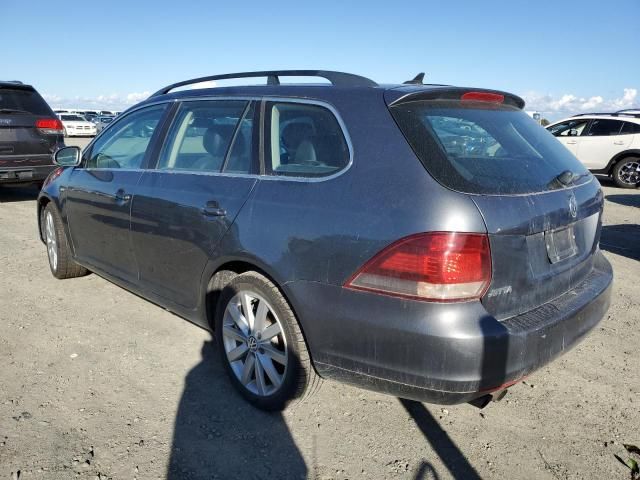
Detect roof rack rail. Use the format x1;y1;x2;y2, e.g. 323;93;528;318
151;70;378;97
572;111;640;118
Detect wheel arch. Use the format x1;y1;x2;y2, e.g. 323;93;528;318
603;149;640;174
202;256;318;371
37;195;52;243
203;256;290;331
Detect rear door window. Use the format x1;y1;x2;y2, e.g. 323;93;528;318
586;119;624;136
390;100;591;195
158;100;250;173
265;102;350;178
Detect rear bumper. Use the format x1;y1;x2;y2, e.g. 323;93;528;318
286;251;613;404
0;164;56;184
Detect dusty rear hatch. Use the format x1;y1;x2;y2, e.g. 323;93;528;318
0;83;63;175
387;87;603;320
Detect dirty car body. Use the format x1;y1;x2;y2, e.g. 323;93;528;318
37;71;612;407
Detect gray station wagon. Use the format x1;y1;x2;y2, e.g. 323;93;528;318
38;70;612;411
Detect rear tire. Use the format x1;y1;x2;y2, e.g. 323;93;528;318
214;271;321;411
43;204;89;279
612;157;640;188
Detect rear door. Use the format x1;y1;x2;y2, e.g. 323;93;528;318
130;99;258;309
64;104;168;282
0;84;63;177
577;119;630;169
388;93;603;319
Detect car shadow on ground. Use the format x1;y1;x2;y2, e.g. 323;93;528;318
605;194;640;208
167;340;307;480
600;224;640;261
0;185;40;203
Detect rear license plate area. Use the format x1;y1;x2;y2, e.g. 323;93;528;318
545;226;578;263
17;170;33;179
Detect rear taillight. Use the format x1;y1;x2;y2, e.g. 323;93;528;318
36;118;64;135
345;232;491;302
461;92;505;104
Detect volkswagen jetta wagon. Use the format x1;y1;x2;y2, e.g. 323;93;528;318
38;70;613;411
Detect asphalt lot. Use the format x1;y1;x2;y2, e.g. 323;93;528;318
0;141;639;479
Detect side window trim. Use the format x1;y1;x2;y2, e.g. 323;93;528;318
81;102;172;170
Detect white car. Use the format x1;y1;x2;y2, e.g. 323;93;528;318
547;111;640;188
58;114;97;137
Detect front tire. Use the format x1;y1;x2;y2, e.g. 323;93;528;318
612;157;640;188
215;271;320;411
43;204;89;279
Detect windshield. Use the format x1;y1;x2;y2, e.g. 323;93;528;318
390;100;591;195
61;115;85;121
101;117;113;123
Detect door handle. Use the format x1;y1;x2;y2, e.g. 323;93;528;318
566;140;578;145
115;188;131;203
202;200;226;217
613;140;625;145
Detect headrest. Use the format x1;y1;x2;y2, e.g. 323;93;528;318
281;122;313;149
202;124;236;156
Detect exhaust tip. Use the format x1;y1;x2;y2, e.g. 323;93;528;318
468;389;509;409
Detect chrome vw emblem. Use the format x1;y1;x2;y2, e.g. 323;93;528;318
568;193;578;218
247;336;258;352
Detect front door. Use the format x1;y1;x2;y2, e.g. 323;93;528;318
64;104;168;282
547;118;590;158
130;99;258;309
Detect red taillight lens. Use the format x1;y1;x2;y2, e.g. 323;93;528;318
345;232;491;302
461;92;505;104
35;118;64;135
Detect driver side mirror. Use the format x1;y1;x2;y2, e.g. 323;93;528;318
53;146;81;167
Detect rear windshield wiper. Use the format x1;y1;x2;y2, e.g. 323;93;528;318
0;108;30;114
547;170;589;189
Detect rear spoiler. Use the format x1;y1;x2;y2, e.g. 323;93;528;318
387;87;525;109
0;82;35;91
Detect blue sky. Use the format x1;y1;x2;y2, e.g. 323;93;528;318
5;0;639;119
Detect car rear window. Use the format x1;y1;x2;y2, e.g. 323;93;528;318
390;100;591;195
0;87;52;115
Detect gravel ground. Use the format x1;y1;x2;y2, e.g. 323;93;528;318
0;164;638;479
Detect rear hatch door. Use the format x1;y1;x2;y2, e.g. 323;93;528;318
0;83;62;167
387;88;603;319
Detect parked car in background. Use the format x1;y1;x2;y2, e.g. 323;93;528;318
0;80;64;187
59;114;97;137
84;113;98;124
38;70;612;411
547;111;640;188
94;115;114;133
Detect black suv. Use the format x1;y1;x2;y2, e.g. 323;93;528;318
0;81;64;187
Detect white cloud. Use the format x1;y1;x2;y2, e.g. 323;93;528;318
522;88;638;119
42;91;150;110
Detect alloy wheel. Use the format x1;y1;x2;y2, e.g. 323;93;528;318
618;160;640;186
45;211;58;271
222;290;288;396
